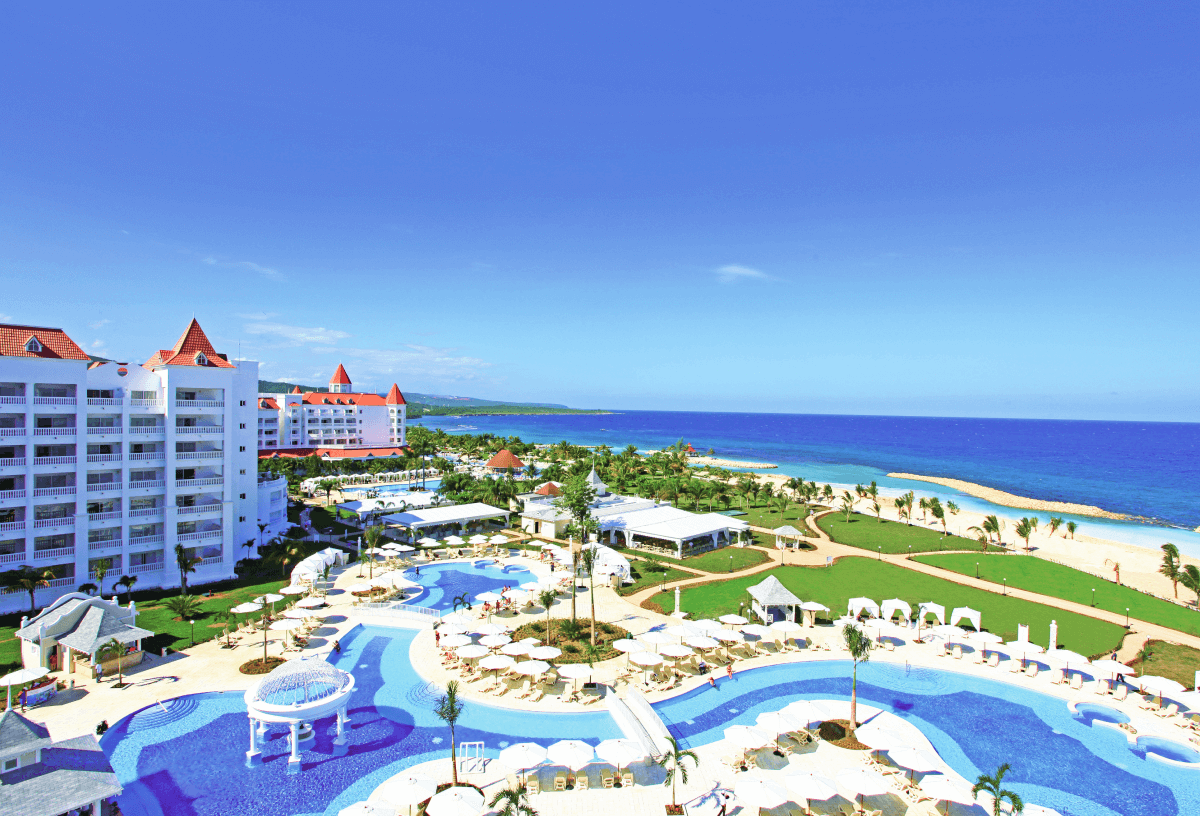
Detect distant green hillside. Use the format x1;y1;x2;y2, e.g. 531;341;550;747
257;380;598;414
259;379;326;394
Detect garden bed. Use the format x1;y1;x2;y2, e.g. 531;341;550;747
508;619;630;663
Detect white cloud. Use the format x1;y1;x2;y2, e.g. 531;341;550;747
203;257;283;280
89;319;111;330
0;313;14;323
235;312;279;321
311;343;491;383
715;264;771;283
244;322;352;346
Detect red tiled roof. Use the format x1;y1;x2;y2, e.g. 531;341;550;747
534;482;561;496
258;398;279;410
385;384;407;405
145;319;235;369
290;386;302;394
329;364;351;385
486;449;525;470
259;446;409;460
299;392;386;407
0;324;90;361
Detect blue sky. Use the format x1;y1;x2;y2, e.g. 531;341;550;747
2;3;1197;420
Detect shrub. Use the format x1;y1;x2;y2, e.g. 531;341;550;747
563;642;579;654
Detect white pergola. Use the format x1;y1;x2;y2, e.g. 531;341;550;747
244;657;355;774
381;502;510;537
601;506;748;559
747;575;803;624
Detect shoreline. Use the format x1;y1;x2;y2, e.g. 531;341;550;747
887;472;1131;521
689;454;777;469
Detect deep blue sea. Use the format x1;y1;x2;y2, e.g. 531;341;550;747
415;411;1200;555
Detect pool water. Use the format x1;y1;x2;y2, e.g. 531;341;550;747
402;562;535;611
349;480;441;496
101;624;621;816
653;661;1198;816
1076;703;1131;727
1136;737;1200;765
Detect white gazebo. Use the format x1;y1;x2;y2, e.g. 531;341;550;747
244;657;355;774
747;576;802;624
773;525;805;549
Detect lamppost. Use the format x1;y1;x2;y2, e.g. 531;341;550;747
1091;588;1095;607
188;619;195;647
1003;578;1006;596
729;554;733;573
1126;607;1130;627
877;547;882;561
975;562;979;579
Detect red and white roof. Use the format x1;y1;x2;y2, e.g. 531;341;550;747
258;397;280;410
385;384;407;405
300;392;387;407
329;364;352;385
0;324;90;361
259;446;409;460
486;449;525;470
144;319;235;369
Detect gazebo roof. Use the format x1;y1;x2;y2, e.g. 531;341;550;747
0;710;52;757
55;606;153;656
251;658;352;707
747;575;802;606
486;449;525;470
773;525;803;537
534;482;561;496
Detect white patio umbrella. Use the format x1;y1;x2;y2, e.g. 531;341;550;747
929;625;966;645
527;646;561;661
337;802;392;816
376;773;438;812
887;746;942;776
279;585;308;596
499;742;547;775
638;630;676;646
256;593;285;605
231;601;263;615
1045;648;1091;672
1088;659;1131;679
440;634;472;649
479;634;511;649
800;601;829;612
284;608;312;619
2;667;48;708
691;619;724;634
666;624;701;640
469;534;489;544
519;582;543;592
425;785;484;816
440;612;474;627
755;710;803;737
1004;640;1045;666
735;775;790;809
741;624;774;640
966;631;1004;654
515;660;551;676
836;768;891;804
557;663;593;690
770;620;803;635
417;537;439;547
854;726;908;751
456;644;489;660
346;583;373;594
657;643;693;659
595;737;643;773
547;739;596;769
296;597;326;608
720;614;749;626
475;623;508;636
711;630;743;643
478;654;515;672
685;636;721;651
475;591;503;603
489;534;509;544
784;771;838;802
501;642;531;657
612;638;640;652
501;588;525;599
438;624;469;636
723;725;774;750
269;618;303;651
919;775;979;812
630;651;664;666
781;700;830;725
445;536;465;546
396;545;417;553
1138;675;1186;703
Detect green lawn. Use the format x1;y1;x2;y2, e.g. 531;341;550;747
618;560;693;597
0;629;20;677
818;513;1004;554
916;553;1200;637
309;506;359;535
633;546;771;573
129;576;292;655
1129;640;1200;689
676;560;1127;657
734;503;818;534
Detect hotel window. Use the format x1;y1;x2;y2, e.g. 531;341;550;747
24;338;42;353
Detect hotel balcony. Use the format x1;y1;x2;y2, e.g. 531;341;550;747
196;555;224;568
0;428;27;438
32;486;76;498
34;456;77;466
176;477;223;489
88;537;123;552
32;396;76;406
0;550;27;565
32;546;74;561
0;489;27;502
174;426;225;436
128;479;166;491
88;510;123;523
33;427;76;437
128;534;165;548
128;506;165;520
177;529;223;543
129;451;165;461
129;426;166;436
87;453;122;464
175;450;224;461
33;517;75;529
0;396;27;406
87;482;123;494
128;561;164;575
87;426;122;436
177;504;223;517
175;399;224;409
0;457;26;470
0;520;25;534
87;397;124;407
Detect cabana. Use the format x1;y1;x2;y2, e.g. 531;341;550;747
950;606;982;632
847;597;880;619
773;525;805;550
381;502;510;538
747;576;802;624
917;602;945;625
603;505;748;559
880;599;912;623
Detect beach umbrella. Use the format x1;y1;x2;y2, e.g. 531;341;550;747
557;663;593;690
489;534;509;544
1088;659;1131;679
800;601;830;612
612;638;640;652
770;620;803;636
685;636;721;651
2;667;48;708
499;742;547;775
456;644;489;660
1003;640;1045;667
547;739;595;770
475;591;503;603
836;768;890;802
629;651;664;667
854;726;907;751
479;634;511;649
269;618;303;651
919;775;979;812
438;624;469;636
295;597;326;609
755;710;803;737
347;583;373;594
638;630;676;646
231;602;263;615
439;612;474;627
475;623;508;636
396;545;416;553
734;775;790;809
711;630;743;643
720;614;748;626
279;585;308;596
514;660;551;676
337;802;392;816
666;624;701;640
781;700;830;725
929;625;966;645
256;593;285;604
741;624;774;640
469;534;489;544
519;582;543;592
723;725;773;750
527;646;561;661
966;631;1003;654
284;608;312;619
784;772;838;802
479;654;515;672
418;537;439;547
1045;648;1091;674
440;634;472;649
657;643;693;658
1138;675;1186;704
595;738;643;773
501;588;525;599
501;642;531;657
445;536;465;546
887;746;942;776
425;785;484;816
691;619;724;634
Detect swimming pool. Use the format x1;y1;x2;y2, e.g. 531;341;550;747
652;661;1197;816
401;561;535;611
348;480;441;496
101;624;622;816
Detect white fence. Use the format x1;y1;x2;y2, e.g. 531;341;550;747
355;601;441;627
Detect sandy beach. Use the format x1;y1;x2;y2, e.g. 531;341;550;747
690;454;777;469
887;472;1131;521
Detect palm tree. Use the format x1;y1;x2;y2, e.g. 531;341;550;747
279;536;306;579
655;736;699;810
982;514;1004;545
115;574;137;604
434;681;465;786
903;491;915;525
97;637;130;687
257;522;268;550
843;623;873;734
362;524;385;579
972;763;1024;816
241;539;255;562
538;588;557;644
774;493;790;523
452;593;472;613
928;498;946;535
1104;558;1121;585
1014;518;1034;551
2;566;55;612
579;547;598;646
918;497;929;524
839;490;857;522
1066;521;1078;539
1160;544;1182;598
316;478;338;504
893;497;907;524
1047;516;1063;538
967;525;989;552
1180;564;1200;606
174;543;200;593
77;582;99;596
946;500;960;526
91;557;112;597
821;484;834;505
490;783;538;816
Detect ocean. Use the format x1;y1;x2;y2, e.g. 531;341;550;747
413;411;1200;556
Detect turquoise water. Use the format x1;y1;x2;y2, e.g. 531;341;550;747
346;479;442;496
403;561;535;611
653;660;1199;816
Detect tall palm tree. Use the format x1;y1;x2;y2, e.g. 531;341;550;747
174;543;200;593
972;763;1024;816
1014;518;1034;551
1047;516;1063;538
538;588;557;645
1180;564;1200;606
982;515;1004;545
2;566;55;612
843;623;873;734
580;547;598;646
490;783;538;816
257;522;268;550
97;637;130;687
316;478;338;504
434;681;465;786
774;493;790;523
967;525;989;551
918;497;929;523
821;484;834;505
839;490;857;522
115;574;137;604
655;736;699;810
1160;544;1182;598
893;497;907;524
1066;521;1078;539
928;498;946;535
91;557;112;597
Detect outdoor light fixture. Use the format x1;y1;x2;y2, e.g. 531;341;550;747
975;562;979;578
1126;607;1130;627
1003;578;1007;596
189;619;195;646
1091;588;1095;607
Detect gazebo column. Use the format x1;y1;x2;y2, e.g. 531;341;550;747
245;718;263;767
287;721;302;774
676;539;683;559
332;705;349;756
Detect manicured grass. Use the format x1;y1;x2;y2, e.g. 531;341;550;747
1128;640;1200;689
0;630;20;676
818;513;1004;554
676;560;1127;656
618;560;693;596
735;503;817;534
309;505;359;535
633;546;771;573
134;577;292;655
916;553;1200;637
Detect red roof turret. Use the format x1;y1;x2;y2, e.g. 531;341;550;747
144;319;234;369
486;449;525;470
385;384;406;405
329;364;352;385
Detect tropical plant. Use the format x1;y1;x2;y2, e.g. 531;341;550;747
316;478;338;504
1160;544;1181;599
1047;516;1063;538
918;497;929;523
434;681;465;786
97;637;130;686
982;514;1004;545
822;484;834;504
893;497;907;524
967;525;989;551
490;783;537;816
839;490;857;522
655;735;699;809
553;475;598;622
77;582;99;596
115;574;137;604
1180;564;1200;606
1014;518;1034;551
972;763;1024;816
174;543;200;593
452;593;472;613
843;623;873;733
1104;558;1121;585
928;497;946;535
163;593;203;619
774;493;790;522
1066;521;1078;539
91;557;112;597
362;524;385;578
579;547;598;645
3;566;55;612
946;500;960;522
538;588;557;644
242;539;256;561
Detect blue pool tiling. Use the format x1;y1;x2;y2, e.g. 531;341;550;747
1075;702;1131;727
401;562;535;611
1136;736;1200;765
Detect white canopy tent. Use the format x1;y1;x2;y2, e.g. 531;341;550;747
847;597;880;619
600;505;749;559
918;602;946;625
382;503;510;536
950;607;982;631
880;599;911;622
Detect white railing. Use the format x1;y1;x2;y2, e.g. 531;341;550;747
271;495;284;505
177;530;222;542
42;577;75;589
87;482;122;493
176;478;223;488
355;602;441;626
128;561;163;575
175;400;224;408
128;534;164;547
176;450;223;460
34;456;76;466
0;551;26;564
128;507;164;518
33;486;76;497
129;426;165;435
0;520;25;533
128;480;165;490
88;538;122;551
88;511;122;522
0;428;27;437
87;398;123;406
0;489;27;500
34;428;76;436
0;396;26;405
0;458;26;467
87;454;121;463
197;555;224;567
33;396;75;405
174;426;224;435
130;399;162;408
128;451;164;460
34;517;73;528
33;547;74;561
177;504;221;516
87;426;121;435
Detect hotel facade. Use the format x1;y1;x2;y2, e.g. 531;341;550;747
0;320;284;613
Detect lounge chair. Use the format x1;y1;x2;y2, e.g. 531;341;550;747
527;775;541;795
1025;663;1039;678
1113;684;1129;702
1070;673;1084;690
987;653;1000;668
1156;703;1181;719
952;645;963;660
554;771;567;791
1138;696;1161;711
1049;669;1065;685
576;772;589;791
621;770;634;787
884;640;895;652
1094;678;1112;695
1008;659;1022;673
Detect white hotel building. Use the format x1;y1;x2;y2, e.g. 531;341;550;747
0;320;284;613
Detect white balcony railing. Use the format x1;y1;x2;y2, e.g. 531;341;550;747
42;577;75;589
128;451;164;461
130;399;162;408
175;400;224;408
0;520;25;533
128;480;165;490
128;507;164;519
176;504;221;516
0;428;27;437
0;551;26;564
34;456;76;466
33;396;76;405
176;478;223;489
33;517;74;528
87;482;122;493
0;489;27;500
33;486;76;497
129;426;165;434
128;534;165;547
175;450;223;460
88;537;122;552
197;555;224;567
87;426;122;435
177;529;222;542
34;427;76;436
0;396;26;405
0;458;26;467
87;398;123;407
128;561;164;575
174;426;224;435
33;547;74;560
87;454;121;463
88;511;122;523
